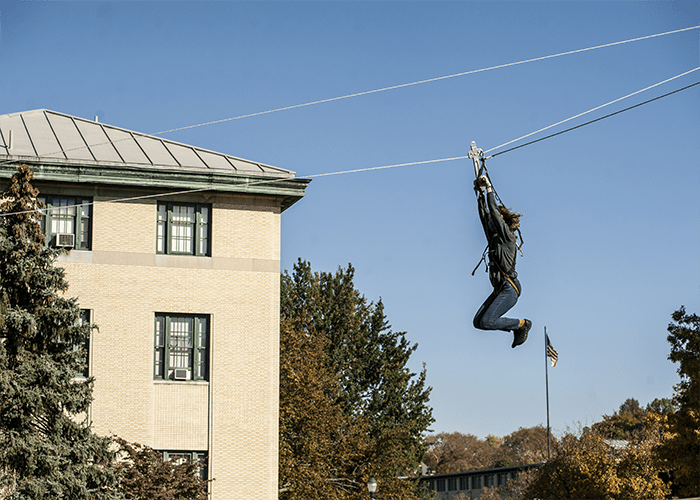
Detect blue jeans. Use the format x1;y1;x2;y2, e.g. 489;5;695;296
473;278;521;332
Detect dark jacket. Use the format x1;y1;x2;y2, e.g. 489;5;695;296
477;191;518;289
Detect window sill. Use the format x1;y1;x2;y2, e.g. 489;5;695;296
157;253;211;257
153;379;209;386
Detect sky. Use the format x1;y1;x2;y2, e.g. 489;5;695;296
1;1;698;440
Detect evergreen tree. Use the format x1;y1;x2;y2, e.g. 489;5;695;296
0;165;121;499
280;259;434;500
645;397;675;416
656;306;700;497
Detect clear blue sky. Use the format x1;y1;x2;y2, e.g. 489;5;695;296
1;1;698;439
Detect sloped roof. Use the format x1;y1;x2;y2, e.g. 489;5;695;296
0;109;293;177
0;109;309;210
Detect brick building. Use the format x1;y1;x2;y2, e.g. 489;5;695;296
0;109;309;499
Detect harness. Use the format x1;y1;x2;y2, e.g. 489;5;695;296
469;140;523;297
471;239;520;295
492;257;520;297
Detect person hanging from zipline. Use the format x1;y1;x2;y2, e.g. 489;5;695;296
473;174;531;348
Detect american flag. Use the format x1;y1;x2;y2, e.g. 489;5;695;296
546;334;558;367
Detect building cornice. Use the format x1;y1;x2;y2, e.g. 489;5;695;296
0;156;310;212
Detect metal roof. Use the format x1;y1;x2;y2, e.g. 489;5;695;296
603;439;629;450
0;109;295;177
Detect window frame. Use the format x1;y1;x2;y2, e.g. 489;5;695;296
161;450;208;480
154;313;209;382
156;202;211;257
38;195;92;250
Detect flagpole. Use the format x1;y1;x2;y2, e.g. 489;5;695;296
545;326;551;461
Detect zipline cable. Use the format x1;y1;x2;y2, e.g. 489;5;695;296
301;69;700;178
152;26;700;136
2;25;696;166
483;66;700;156
488;80;700;158
1;26;696;168
1;73;698;218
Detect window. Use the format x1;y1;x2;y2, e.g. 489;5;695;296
436;479;445;492
162;451;208;479
157;203;210;256
472;475;481;489
154;314;209;381
459;476;469;490
38;196;92;250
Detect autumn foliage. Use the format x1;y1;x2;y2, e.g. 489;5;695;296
424;426;554;474
115;439;207;500
525;422;669;500
279;260;433;500
656;306;700;498
424;306;699;500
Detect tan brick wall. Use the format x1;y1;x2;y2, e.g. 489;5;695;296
92;199;156;254
59;193;281;500
153;383;209;450
215;202;281;260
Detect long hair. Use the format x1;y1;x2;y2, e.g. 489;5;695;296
498;205;522;233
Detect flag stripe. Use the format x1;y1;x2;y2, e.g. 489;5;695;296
546;334;559;367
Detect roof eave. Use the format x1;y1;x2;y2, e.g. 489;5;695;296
0;156;311;212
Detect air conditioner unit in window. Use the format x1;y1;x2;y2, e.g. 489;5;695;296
55;233;75;248
173;369;189;380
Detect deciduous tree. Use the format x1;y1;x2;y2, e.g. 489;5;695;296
279;313;367;500
280;260;433;500
423;432;498;473
656;306;700;497
591;398;646;441
424;426;553;475
525;429;621;500
500;425;553;466
480;468;538;500
615;415;669;500
115;439;207;500
0;165;121;499
525;425;668;500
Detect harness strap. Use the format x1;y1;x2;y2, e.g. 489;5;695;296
504;275;521;296
493;260;521;297
493;272;520;297
471;246;488;276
